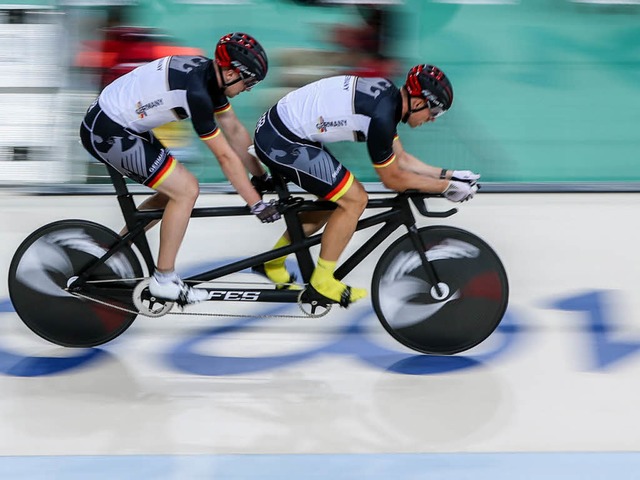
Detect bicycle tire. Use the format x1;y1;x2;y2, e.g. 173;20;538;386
371;226;509;355
8;220;144;348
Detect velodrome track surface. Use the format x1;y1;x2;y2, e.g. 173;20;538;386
1;191;639;478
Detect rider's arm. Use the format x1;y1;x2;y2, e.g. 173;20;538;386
374;138;449;193
366;102;449;192
201;131;261;206
186;77;265;181
216;107;266;178
186;83;263;206
392;137;452;179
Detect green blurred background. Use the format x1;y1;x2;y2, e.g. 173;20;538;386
2;0;639;186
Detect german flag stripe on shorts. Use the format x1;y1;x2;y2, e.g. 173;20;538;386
146;155;177;189
324;171;354;202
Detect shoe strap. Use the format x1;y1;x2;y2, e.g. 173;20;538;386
339;286;352;308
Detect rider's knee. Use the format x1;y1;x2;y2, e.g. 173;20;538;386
174;174;200;204
346;182;368;214
185;177;200;203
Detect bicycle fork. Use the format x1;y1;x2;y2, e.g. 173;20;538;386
405;224;447;298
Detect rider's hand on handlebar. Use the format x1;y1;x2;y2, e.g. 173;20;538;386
451;170;481;185
250;199;281;223
443;180;478;203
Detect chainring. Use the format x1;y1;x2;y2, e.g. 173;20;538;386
132;278;174;317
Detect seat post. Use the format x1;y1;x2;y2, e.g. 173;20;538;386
106;165;156;272
271;172;316;281
106;165;139;230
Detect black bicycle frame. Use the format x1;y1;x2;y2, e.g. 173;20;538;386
69;165;457;303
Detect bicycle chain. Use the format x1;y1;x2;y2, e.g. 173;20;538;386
69;278;331;319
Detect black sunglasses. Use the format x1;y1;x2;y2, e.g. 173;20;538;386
239;72;260;91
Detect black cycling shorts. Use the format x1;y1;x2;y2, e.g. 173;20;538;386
79;98;176;189
253;107;353;202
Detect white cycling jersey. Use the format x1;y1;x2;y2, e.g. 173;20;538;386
275;75;402;165
98;55;229;139
278;76;370;143
99;57;181;132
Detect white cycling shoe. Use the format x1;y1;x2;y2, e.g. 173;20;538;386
148;276;208;305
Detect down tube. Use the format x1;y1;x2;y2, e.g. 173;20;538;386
334;219;401;281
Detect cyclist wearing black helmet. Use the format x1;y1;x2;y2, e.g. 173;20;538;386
80;32;279;305
251;64;479;306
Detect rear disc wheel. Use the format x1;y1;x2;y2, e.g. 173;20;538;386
8;220;144;347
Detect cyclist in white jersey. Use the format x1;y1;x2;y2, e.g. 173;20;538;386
252;64;480;306
80;33;280;305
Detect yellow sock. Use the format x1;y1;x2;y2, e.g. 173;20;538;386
310;257;367;305
264;236;299;289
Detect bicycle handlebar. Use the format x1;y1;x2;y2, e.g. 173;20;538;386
404;191;458;218
274;190;457;218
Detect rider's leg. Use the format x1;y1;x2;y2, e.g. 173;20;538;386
153;164;198;271
310;180;368;304
261;235;295;286
262;210;331;287
119;192;169;236
80;107;205;304
252;120;361;298
147;163;208;303
289;210;333;239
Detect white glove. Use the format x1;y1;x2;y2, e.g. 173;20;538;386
443;180;478;203
451;170;481;185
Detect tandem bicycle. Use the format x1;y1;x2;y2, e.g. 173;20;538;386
8;165;508;355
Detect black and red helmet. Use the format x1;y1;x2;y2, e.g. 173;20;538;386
215;32;268;87
405;64;453;117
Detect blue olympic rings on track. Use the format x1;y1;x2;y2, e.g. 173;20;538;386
0;259;521;377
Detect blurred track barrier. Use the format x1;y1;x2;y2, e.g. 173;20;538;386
0;5;70;184
0;0;639;188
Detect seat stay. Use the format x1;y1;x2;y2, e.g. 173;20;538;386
68;232;142;290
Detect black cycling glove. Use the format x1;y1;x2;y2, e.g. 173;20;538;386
250;173;276;196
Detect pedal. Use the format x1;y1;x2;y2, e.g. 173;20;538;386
297;285;333;318
251;264;300;290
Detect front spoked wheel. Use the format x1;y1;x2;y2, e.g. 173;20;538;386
372;226;509;355
8;220;144;348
